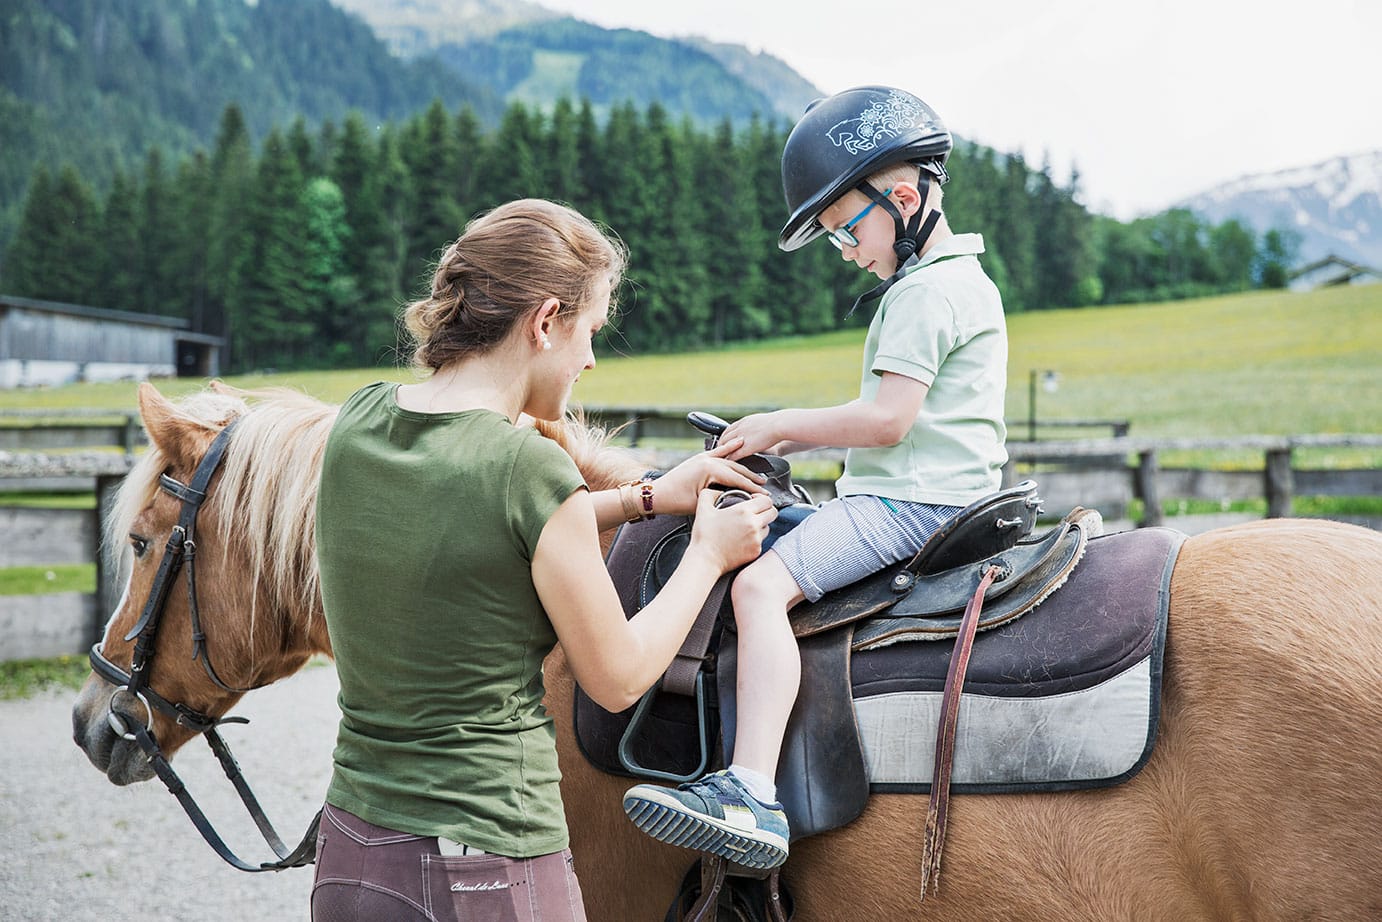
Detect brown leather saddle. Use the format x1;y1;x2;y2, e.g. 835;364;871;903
576;473;1086;797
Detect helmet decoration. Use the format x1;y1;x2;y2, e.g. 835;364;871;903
779;86;952;254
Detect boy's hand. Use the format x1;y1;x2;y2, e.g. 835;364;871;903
720;412;782;459
653;438;766;514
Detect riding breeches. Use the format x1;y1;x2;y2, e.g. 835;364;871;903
311;803;588;922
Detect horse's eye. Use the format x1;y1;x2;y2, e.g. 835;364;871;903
130;535;149;558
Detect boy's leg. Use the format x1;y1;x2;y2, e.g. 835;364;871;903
727;550;804;779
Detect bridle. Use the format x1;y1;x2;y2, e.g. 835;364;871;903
88;420;320;872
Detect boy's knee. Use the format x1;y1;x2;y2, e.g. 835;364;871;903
731;553;803;615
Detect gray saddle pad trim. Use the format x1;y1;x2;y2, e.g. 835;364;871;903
858;655;1153;791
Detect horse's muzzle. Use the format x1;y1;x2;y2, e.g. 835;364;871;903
72;676;156;785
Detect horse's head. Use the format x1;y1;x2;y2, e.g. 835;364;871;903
72;382;336;784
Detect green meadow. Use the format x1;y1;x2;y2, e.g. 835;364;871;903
2;285;1378;460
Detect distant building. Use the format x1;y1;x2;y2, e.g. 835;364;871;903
0;295;222;388
1288;255;1382;292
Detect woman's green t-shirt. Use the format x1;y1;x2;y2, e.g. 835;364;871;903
315;382;585;857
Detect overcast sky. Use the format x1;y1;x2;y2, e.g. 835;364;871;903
537;0;1382;218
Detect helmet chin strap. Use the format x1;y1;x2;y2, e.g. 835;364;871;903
846;173;944;316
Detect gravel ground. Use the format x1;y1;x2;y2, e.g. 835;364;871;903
0;663;339;922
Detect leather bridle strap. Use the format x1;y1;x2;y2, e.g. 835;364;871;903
122;422;238;700
920;563;1002;898
131;721;320;872
90;417;318;872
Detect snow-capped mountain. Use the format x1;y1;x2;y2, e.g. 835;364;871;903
1179;151;1382;269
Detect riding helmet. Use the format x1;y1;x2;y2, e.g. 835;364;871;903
779;86;952;252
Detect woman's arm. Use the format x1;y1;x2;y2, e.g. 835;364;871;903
586;437;767;531
721;372;929;458
533;488;775;712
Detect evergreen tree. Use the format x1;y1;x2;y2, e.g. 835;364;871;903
475;101;544;208
241;130;310;369
288;116;316;178
1208;218;1256;290
13;165;102;304
1256;228;1298;289
545;97;586;208
206;105;256;353
1;167;57;299
403;99;463;286
992;153;1036;311
299;176;355;365
99;169;144;313
361;127;413;360
168;151;214;330
453;106;483;221
138;148;182;315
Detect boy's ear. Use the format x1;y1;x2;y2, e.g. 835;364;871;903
891;181;924;217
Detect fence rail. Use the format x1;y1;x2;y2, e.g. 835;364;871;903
2;428;1379;663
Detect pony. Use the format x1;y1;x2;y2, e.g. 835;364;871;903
72;384;1382;920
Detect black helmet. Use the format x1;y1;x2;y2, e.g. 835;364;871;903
779;86;952;252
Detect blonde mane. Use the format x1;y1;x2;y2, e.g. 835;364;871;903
107;388;338;640
107;387;647;645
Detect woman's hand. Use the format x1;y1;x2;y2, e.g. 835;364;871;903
720;412;783;459
651;437;766;515
687;488;777;574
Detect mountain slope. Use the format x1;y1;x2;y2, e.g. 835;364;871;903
1180;151;1382;268
329;0;821;122
329;0;557;55
0;0;500;254
432;17;782;123
683;37;821;121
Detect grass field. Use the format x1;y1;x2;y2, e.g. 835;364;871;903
2;285;1378;458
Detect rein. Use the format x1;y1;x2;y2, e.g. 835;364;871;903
88;420;320;872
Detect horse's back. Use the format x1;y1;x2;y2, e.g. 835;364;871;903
1157;517;1382;920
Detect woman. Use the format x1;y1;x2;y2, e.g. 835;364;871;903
311;199;775;921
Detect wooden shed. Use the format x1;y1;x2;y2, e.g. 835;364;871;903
1288;255;1382;292
0;295;222;388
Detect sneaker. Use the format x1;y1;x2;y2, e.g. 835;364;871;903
623;770;790;869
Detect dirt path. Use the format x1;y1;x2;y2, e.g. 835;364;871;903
0;664;339;921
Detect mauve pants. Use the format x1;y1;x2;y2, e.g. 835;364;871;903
311;803;588;922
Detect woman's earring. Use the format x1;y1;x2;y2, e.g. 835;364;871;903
540;336;552;351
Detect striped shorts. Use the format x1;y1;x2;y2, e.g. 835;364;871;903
768;495;961;603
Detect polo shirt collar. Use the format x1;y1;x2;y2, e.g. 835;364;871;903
915;233;985;268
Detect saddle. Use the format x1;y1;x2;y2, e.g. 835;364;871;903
575;435;1181;904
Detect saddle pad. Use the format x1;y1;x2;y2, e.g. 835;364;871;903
854;526;1183;793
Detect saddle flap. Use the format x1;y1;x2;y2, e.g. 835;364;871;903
851;509;1096;646
906;479;1041;575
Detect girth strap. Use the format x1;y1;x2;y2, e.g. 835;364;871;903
920;564;1002;898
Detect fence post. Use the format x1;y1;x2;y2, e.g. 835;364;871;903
93;473;125;645
1135;450;1162;527
121;414;142;457
1265;448;1294;518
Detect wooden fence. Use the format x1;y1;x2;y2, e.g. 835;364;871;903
1;419;1379;662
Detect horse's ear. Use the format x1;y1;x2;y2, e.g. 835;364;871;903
138;382;219;470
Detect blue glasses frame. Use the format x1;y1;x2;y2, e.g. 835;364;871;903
826;187;892;250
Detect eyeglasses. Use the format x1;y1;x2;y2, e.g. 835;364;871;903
826;188;892;250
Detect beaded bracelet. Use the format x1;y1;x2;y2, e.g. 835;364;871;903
640;481;656;520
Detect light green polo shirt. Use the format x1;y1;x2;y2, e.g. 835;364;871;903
315;382;586;857
835;233;1008;506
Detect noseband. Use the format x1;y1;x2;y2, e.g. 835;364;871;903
88;420;319;872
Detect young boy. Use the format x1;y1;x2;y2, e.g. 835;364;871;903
623;86;1009;869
